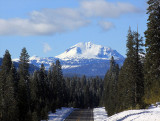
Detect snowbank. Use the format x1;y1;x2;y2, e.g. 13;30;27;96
108;106;160;121
48;107;74;121
93;106;160;121
93;107;108;121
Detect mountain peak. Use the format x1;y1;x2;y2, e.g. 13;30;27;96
30;55;40;60
56;42;124;60
73;42;94;48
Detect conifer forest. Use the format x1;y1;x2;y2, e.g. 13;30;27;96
0;0;160;120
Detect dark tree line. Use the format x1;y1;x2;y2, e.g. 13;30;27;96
65;76;104;108
0;48;104;121
104;0;160;116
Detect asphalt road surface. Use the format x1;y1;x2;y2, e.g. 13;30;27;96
65;109;94;121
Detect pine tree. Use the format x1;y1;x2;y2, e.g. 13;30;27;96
48;67;55;112
0;50;17;121
51;63;59;108
133;31;144;107
18;47;31;121
48;64;57;112
144;0;160;103
55;60;64;108
104;56;119;116
38;63;49;120
9;63;19;120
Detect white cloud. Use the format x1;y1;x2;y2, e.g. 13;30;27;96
0;18;55;36
98;21;114;31
43;43;52;53
30;8;90;33
0;8;89;36
0;0;141;36
80;0;140;18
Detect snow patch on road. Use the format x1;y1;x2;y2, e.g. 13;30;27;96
93;107;108;121
48;107;74;121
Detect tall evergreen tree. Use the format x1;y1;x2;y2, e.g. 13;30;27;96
104;56;119;116
0;50;17;121
133;31;144;106
144;0;160;103
48;67;55;112
9;63;19;120
122;27;136;108
48;64;57;112
55;60;65;108
18;47;31;121
38;63;49;120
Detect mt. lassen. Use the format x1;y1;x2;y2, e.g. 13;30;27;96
13;42;125;77
56;42;124;60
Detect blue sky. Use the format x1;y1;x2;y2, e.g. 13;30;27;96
0;0;148;59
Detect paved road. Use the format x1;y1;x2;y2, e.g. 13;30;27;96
65;109;94;121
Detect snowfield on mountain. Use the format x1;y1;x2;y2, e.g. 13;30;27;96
56;42;124;60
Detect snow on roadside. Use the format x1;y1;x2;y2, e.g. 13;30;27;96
93;107;108;121
48;107;74;121
108;106;160;121
93;106;160;121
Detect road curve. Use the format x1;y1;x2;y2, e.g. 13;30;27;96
65;109;94;121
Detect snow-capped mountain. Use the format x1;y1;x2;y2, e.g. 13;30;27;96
13;42;125;77
56;42;124;60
